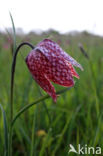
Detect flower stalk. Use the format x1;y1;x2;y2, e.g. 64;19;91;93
9;42;34;156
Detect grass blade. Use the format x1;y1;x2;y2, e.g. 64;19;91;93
12;87;72;126
9;12;16;54
0;104;8;156
30;108;37;156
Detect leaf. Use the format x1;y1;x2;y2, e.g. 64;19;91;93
9;12;16;54
12;87;72;126
0;104;8;156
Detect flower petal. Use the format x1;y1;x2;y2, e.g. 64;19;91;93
27;49;74;87
66;61;80;79
35;74;57;102
44;56;75;87
36;39;83;71
26;50;57;102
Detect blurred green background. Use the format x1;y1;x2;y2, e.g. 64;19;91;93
0;30;103;156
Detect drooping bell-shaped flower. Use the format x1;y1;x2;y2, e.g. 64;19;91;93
26;39;83;102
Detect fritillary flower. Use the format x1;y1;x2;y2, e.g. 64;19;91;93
26;39;83;102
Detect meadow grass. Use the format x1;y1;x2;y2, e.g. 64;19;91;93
0;31;103;156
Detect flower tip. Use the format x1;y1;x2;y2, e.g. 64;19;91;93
76;74;80;79
53;97;57;103
52;94;57;103
80;65;84;71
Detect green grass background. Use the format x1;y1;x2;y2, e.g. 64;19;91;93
0;30;103;156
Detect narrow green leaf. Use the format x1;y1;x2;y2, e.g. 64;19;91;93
52;117;71;155
9;12;16;54
12;87;72;126
30;108;37;156
0;104;8;156
39;128;52;156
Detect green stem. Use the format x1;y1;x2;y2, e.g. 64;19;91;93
30;108;37;156
37;86;52;125
79;45;99;117
89;60;99;116
12;87;71;127
8;42;34;156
